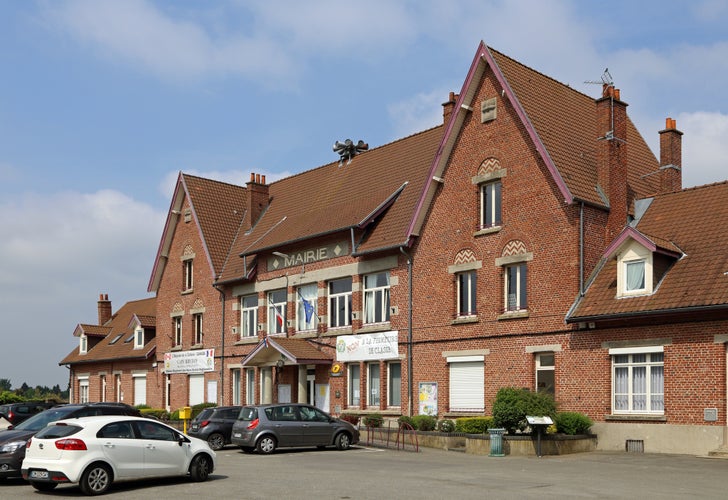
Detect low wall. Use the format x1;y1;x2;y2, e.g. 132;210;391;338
592;422;725;455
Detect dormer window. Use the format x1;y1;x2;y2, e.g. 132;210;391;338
79;334;88;354
624;259;646;293
134;327;144;349
617;242;653;297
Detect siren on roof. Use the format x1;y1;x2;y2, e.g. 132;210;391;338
333;139;368;166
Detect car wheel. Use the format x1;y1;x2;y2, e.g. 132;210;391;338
207;432;225;450
189;454;212;482
240;446;255;453
256;435;277;454
80;462;112;496
30;481;58;491
335;432;352;450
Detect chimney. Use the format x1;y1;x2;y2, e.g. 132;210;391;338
98;293;112;326
596;85;628;242
245;172;269;229
659;117;683;193
442;92;458;124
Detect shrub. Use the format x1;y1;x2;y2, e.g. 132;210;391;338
437;419;456;433
191;402;217;419
492;387;556;434
339;413;360;426
363;413;383;428
0;391;23;404
398;415;414;429
411;415;437;431
455;416;493;434
555;412;593;435
140;408;169;420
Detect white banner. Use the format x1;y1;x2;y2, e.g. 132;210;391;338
164;349;215;374
335;331;399;362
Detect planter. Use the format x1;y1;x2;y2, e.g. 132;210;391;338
466;433;597;456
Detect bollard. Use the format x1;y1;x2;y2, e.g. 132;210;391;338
489;428;506;457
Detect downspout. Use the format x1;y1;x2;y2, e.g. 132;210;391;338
214;284;226;406
579;202;585;296
399;246;414;417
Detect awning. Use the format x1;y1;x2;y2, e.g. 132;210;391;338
241;336;333;367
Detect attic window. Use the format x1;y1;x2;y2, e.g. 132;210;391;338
617;242;653;297
79;334;88;354
481;97;497;123
109;334;123;345
134;327;144;350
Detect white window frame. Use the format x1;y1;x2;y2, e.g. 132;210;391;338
610;346;664;415
133;327;144;349
79;334;88;354
617;242;654;297
535;353;555;396
245;368;256;405
457;270;477;317
367;362;380;408
364;272;390;325
267;289;287;335
193;313;203;345
328;277;352;328
173;316;182;347
505;263;527;312
348;364;361;408
241;295;258;338
78;377;89;404
231;369;241;406
447;356;485;412
183;258;194;291
100;375;107;402
480;180;502;229
387;361;401;408
296;284;318;332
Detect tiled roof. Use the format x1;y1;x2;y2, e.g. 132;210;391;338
569;181;728;320
489;47;660;206
60;297;156;365
218;127;443;281
241;337;333;366
75;324;113;338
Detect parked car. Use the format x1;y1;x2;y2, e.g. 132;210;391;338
0;402;140;480
22;415;215;495
187;405;241;450
0;402;56;427
231;403;359;454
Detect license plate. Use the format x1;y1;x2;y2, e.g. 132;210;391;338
30;470;49;479
233;432;241;438
190;425;198;431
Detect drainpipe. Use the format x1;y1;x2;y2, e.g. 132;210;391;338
579;202;585;296
214;284;226;406
399;246;414;417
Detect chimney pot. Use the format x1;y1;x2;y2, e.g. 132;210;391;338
261;175;266;185
250;172;255;182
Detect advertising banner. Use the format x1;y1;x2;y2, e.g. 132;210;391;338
163;349;215;374
335;331;399;362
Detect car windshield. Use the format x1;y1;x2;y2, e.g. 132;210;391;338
35;423;82;439
193;408;214;422
14;407;76;431
237;407;257;421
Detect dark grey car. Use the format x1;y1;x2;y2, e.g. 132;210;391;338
231;403;359;454
187;405;241;450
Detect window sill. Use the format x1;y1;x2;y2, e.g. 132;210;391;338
234;337;260;345
190;343;204;350
451;316;478;325
181;289;194;296
497;310;529;320
294;331;317;339
605;414;666;422
321;326;353;337
170;346;182;352
356;323;392;334
474;226;501;237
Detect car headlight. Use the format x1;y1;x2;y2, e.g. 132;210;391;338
0;440;27;453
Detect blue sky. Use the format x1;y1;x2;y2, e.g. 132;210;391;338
2;0;727;388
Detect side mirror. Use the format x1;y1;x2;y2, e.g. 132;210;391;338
178;434;188;446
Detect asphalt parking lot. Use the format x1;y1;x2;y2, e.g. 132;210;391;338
3;444;728;499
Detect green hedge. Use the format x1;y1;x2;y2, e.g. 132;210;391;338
411;415;437;431
140;408;170;420
555;412;593;435
363;413;383;428
339;413;360;425
437;419;455;433
455;416;493;434
492;387;556;434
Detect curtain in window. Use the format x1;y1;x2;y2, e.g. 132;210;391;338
632;366;647;411
614;366;628;410
626;261;645;291
651;365;664;411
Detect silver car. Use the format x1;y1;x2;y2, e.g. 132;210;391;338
231;404;359;454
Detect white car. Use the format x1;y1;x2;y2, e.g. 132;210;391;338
21;415;215;495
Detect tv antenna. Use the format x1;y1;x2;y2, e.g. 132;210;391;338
584;68;613;87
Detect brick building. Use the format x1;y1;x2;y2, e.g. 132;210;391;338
65;41;728;455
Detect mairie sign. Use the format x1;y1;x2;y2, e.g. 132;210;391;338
164;349;215;374
268;242;349;270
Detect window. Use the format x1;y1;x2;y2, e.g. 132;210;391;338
505;263;527;312
448;356;484;412
193;313;203;344
241;295;258;338
245;368;256;405
78;378;89;404
612;349;664;414
387;362;401;407
231;369;241;405
183;259;193;291
173;316;182;346
625;259;646;292
480;180;502;229
115;374;122;402
79;334;88;354
133;375;147;406
457;271;477;317
328;277;352;328
268;289;287;334
133;327;144;349
536;353;555;396
100;375;107;403
348;364;360;407
364;272;390;324
367;363;380;407
296;284;317;332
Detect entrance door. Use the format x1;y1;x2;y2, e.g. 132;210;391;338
314;383;329;412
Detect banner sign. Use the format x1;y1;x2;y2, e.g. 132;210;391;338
164;349;215;374
335;331;399;362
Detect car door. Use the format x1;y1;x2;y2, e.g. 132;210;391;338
97;421;144;478
133;420;189;476
266;406;302;447
298;406;336;446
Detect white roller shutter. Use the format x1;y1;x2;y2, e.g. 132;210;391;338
189;374;204;406
133;376;147;406
449;360;484;412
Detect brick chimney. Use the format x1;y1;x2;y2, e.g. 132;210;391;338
596;84;628;242
98;293;111;326
659;117;683;193
442;92;458;124
245;172;269;229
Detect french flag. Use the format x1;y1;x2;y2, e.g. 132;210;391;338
268;295;284;327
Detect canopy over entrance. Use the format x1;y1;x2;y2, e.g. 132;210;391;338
241;336;333;367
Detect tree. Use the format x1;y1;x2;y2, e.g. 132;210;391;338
0;378;11;392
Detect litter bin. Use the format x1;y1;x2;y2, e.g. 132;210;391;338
489;428;506;457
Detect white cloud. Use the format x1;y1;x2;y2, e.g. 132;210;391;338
387;89;449;138
678;111;728;187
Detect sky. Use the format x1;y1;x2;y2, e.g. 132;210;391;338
2;0;727;389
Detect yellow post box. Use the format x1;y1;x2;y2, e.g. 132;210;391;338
179;407;192;433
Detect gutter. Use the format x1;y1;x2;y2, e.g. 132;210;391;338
399;246;414;417
567;303;728;324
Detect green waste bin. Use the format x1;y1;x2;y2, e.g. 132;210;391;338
489;428;506;457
